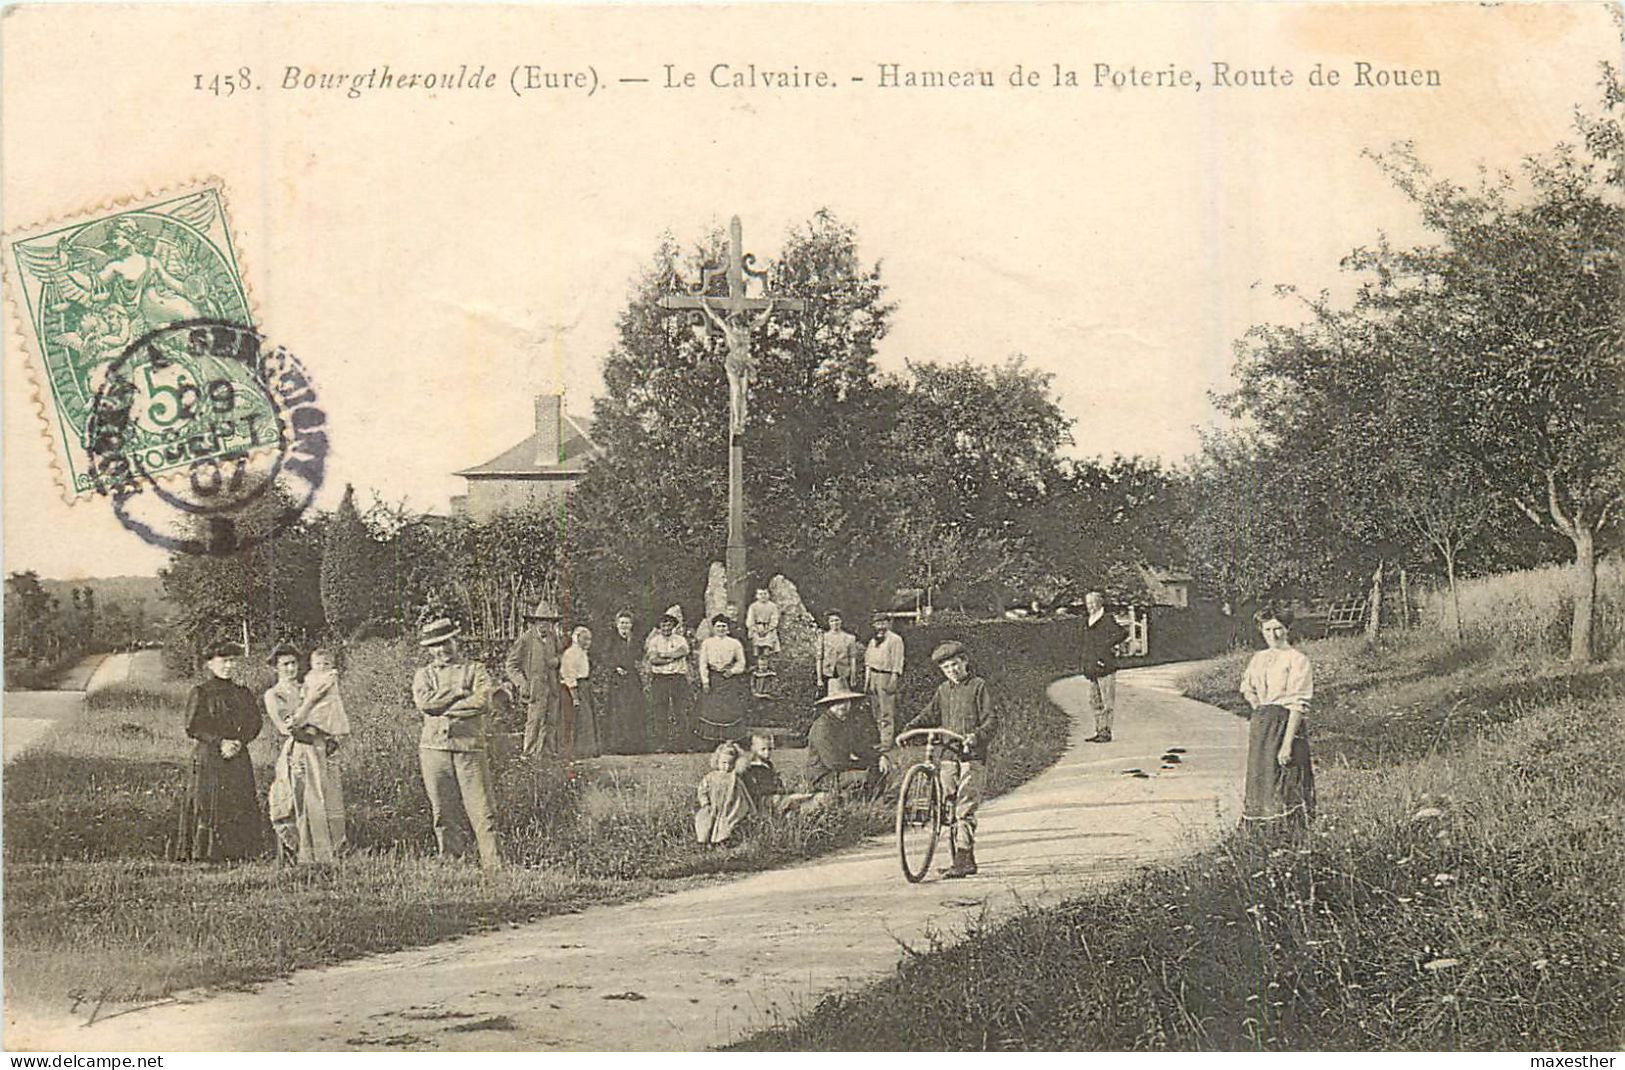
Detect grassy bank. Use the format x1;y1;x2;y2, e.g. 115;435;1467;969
735;589;1624;1049
3;620;1074;1011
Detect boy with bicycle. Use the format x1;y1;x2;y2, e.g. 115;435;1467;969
899;640;996;878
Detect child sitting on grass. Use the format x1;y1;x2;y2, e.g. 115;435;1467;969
740;732;820;815
694;741;751;846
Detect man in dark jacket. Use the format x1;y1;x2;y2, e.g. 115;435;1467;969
1079;591;1129;743
805;686;887;798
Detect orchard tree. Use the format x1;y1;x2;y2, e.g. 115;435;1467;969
1361;128;1623;660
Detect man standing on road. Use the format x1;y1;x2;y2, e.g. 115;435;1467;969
506;602;563;757
864;612;905;749
413;619;500;870
1080;591;1129;744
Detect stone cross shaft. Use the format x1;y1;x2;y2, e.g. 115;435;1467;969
655;216;804;612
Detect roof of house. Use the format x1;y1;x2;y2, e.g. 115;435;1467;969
455;413;602;480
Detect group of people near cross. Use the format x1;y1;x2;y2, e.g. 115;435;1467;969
165;585;1314;881
501;588;916;763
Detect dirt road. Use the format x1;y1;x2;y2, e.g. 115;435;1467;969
6;668;1245;1051
1;652;126;763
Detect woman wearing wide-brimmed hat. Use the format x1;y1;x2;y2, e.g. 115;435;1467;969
176;640;265;862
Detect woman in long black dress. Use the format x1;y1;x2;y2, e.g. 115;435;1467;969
176;641;265;862
600;611;648;754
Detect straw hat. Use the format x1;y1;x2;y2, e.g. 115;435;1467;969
418;618;462;647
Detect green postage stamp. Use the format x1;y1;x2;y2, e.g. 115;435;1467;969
6;185;273;498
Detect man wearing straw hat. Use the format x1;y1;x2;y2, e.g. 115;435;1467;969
804;684;888;799
413;618;501;869
506;600;564;757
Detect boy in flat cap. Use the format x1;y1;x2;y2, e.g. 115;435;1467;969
900;640;996;878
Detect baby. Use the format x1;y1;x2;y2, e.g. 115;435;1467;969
296;648;352;754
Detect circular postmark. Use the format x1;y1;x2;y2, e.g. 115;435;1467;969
84;318;328;556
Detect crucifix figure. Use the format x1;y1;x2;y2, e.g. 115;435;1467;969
657;216;805;610
699;297;775;435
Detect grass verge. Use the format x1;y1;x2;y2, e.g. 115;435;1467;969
732;631;1624;1050
3;620;1074;1012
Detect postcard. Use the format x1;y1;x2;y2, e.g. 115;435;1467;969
3;2;1619;1055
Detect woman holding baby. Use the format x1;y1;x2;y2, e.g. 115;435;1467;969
264;642;351;864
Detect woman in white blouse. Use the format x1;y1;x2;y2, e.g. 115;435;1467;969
1239;606;1316;831
559;626;601;759
697;615;749;744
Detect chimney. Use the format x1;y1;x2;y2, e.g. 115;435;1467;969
535;394;563;468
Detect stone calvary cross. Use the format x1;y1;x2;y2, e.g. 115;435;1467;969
657;216;804;612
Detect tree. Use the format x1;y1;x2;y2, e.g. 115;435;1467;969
1359;126;1623;660
320;484;375;638
572;211;901;618
159;489;326;664
5;571;64;666
1193;80;1622;659
575;213;1177;621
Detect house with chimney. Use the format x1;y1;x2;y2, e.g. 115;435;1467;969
452;394;602;521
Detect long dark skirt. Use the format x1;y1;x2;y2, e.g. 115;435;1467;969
603;673;648;754
1243;704;1315;828
176;741;263;861
697;674;749;744
561;684;601;760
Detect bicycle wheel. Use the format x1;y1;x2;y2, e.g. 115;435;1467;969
896;762;941;883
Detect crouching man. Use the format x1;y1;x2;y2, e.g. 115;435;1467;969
805;685;888;799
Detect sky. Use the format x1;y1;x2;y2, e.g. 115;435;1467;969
2;2;1617;578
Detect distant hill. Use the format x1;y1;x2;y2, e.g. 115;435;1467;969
38;575;171;623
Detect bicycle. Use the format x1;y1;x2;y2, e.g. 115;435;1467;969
893;726;968;883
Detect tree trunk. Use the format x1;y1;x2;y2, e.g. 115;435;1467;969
1444;548;1464;642
1366;561;1384;641
1570;524;1597;663
1398;567;1411;632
